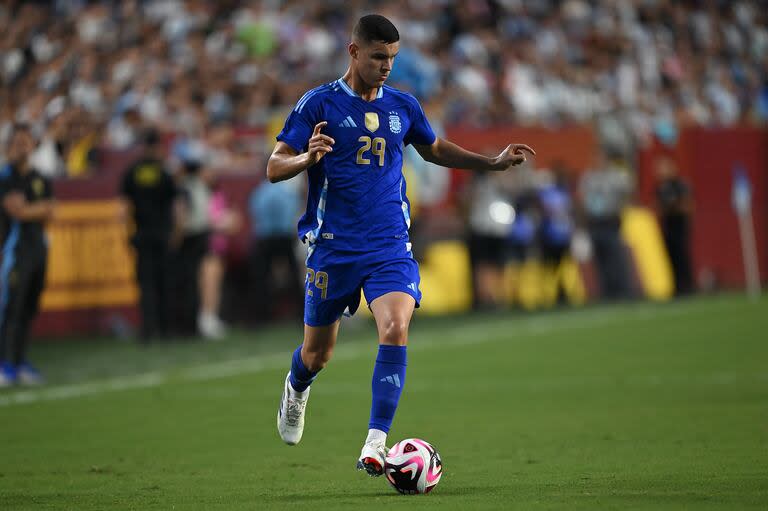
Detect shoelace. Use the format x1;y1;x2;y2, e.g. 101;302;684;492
363;443;389;459
284;397;307;427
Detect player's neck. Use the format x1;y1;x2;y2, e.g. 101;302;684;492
342;69;379;102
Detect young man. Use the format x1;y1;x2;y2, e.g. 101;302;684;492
0;124;55;386
268;15;534;476
120;128;178;341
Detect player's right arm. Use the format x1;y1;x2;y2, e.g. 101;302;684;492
266;122;335;183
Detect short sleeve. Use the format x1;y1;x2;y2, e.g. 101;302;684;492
276;90;323;153
403;96;436;147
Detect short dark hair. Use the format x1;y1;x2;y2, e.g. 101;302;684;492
353;14;399;44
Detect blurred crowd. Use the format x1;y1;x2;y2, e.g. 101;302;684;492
1;0;767;178
461;148;695;311
0;0;757;340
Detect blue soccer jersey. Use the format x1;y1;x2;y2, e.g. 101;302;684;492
277;78;436;253
276;78;437;326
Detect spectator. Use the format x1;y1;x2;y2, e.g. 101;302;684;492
655;156;694;296
0;123;54;386
198;175;240;340
248;175;302;321
465;173;513;310
29;112;68;178
538;165;575;303
580;151;634;300
120;128;177;342
506;169;539;306
65;115;103;178
172;157;211;336
0;0;765;167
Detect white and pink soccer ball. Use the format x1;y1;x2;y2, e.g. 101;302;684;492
384;438;443;495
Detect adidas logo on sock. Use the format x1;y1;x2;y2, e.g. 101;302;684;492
380;374;401;388
338;116;357;128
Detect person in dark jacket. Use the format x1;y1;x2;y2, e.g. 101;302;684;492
120;129;178;341
0;124;55;386
655;157;694;295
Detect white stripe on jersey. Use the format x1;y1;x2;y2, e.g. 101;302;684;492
295;84;330;113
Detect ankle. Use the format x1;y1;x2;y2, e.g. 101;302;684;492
365;428;387;446
287;377;310;398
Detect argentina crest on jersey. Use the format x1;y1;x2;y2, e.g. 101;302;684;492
388;111;401;134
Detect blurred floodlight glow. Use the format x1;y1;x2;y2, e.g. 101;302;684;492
489;201;515;225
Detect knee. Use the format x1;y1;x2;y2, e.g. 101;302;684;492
302;346;333;372
380;318;409;345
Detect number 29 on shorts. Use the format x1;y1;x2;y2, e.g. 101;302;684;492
306;268;329;299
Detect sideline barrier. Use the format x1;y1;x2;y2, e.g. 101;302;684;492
42;199;137;311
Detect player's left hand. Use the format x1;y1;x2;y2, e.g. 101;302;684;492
494;144;536;170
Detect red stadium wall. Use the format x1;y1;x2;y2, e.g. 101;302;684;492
637;127;768;288
446;125;597;171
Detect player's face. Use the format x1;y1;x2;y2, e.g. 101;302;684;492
7;129;35;163
352;40;399;88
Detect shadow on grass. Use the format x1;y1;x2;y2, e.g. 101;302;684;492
264;485;501;501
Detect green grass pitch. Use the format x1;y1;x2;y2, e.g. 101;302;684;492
1;295;766;510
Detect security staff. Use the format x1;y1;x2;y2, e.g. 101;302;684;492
120;129;178;341
0;124;54;386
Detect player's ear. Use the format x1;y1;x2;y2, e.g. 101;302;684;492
348;42;358;60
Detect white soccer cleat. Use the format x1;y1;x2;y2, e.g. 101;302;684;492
198;313;227;340
357;441;389;477
277;373;310;445
17;366;44;386
0;371;14;388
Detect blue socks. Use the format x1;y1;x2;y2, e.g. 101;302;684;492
289;345;318;393
287;343;407;434
369;345;407;433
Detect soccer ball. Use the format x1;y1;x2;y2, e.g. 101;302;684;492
384;438;442;495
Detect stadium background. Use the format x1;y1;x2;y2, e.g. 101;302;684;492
1;0;766;332
2;2;768;510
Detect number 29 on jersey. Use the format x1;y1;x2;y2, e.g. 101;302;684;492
356;136;386;167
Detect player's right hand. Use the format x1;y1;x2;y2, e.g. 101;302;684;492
307;121;334;165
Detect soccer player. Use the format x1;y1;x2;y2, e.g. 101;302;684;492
0;124;54;386
269;14;534;476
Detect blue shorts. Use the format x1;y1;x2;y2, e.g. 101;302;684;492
303;244;421;327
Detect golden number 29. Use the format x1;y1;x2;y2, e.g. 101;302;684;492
306;268;329;299
356;136;386;167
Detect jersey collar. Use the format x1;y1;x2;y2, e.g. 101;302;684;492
336;78;384;100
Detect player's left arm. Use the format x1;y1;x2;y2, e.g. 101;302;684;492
413;137;535;172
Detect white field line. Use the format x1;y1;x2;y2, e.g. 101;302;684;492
0;304;718;408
